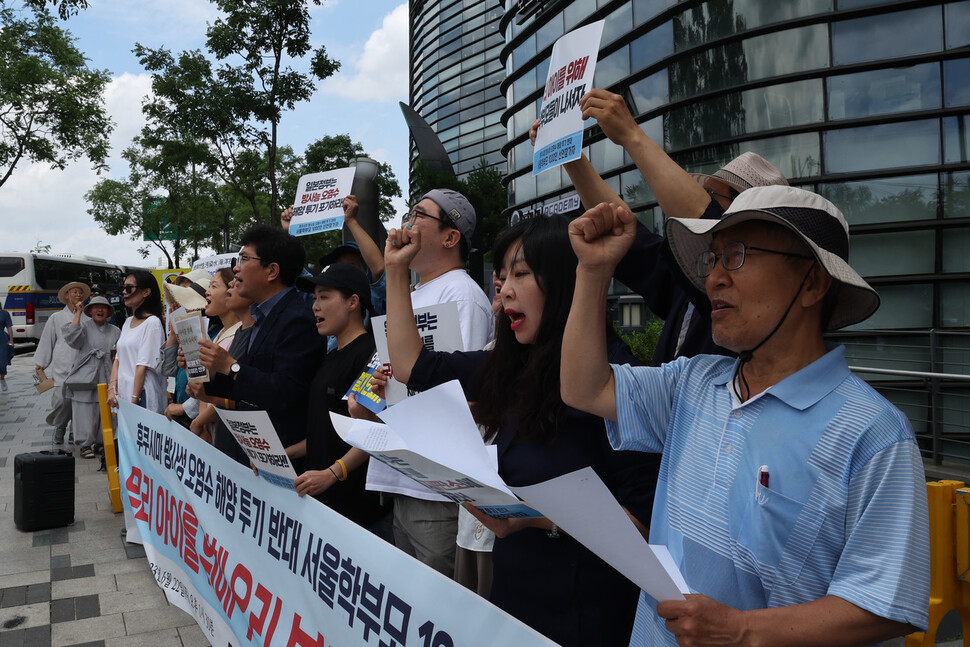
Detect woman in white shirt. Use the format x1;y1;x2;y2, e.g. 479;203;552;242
108;270;166;414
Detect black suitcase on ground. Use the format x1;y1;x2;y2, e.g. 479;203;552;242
14;450;75;531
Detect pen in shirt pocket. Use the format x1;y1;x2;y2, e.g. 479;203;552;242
757;464;770;489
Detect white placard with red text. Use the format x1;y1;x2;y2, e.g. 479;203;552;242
289;167;355;237
116;402;555;647
215;408;298;491
532;20;604;175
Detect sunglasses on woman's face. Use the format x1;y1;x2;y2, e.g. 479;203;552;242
122;284;139;294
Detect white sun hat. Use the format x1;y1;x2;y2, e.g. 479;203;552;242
665;185;879;331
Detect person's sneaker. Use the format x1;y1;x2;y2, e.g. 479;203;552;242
53;431;65;444
0;380;7;392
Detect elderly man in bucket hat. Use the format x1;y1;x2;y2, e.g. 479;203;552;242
561;186;929;646
35;280;91;444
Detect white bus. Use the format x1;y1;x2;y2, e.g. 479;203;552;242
0;253;126;343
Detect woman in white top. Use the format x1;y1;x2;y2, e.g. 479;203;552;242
108;270;166;413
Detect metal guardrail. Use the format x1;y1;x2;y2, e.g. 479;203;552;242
838;329;970;469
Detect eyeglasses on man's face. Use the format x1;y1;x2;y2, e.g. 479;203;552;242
696;241;814;278
402;207;452;228
231;252;263;268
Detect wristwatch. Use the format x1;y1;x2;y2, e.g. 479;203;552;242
229;362;241;379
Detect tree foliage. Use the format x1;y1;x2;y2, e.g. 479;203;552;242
134;0;340;225
0;5;111;189
21;0;89;19
86;135;231;269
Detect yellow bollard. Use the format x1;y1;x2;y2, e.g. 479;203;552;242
97;383;123;513
905;480;970;646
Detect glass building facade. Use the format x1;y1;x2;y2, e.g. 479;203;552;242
497;0;970;460
409;0;507;183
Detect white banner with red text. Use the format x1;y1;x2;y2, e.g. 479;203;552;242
116;402;556;647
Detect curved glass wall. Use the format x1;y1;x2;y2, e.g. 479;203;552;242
410;0;505;188
499;0;970;334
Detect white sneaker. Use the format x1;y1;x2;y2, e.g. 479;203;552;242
1;380;7;392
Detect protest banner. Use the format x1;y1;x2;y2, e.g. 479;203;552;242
334;381;539;519
215;409;298;491
116;402;556;647
173;311;208;383
532;20;605;175
193;253;236;273
372;302;463;405
289;167;356;237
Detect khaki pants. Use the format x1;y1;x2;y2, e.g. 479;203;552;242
391;497;458;578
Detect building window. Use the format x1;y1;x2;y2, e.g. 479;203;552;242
631;22;674;74
941;282;970;327
943;115;970;164
944;171;970;219
817;174;939;225
942;228;970;273
670;24;828;102
832;7;942;66
828;63;941;121
673;0;832;51
823;119;940;174
946;1;970;50
850;230;935;277
848;284;933;330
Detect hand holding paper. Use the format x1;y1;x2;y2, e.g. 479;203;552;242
511;467;688;603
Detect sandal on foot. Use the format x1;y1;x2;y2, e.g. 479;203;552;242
80;447;95;459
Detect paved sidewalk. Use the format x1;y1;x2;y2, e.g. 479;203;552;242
0;351;208;647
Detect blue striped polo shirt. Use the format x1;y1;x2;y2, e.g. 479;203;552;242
607;346;929;646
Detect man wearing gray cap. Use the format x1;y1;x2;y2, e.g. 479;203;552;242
365;188;493;577
561;186;928;646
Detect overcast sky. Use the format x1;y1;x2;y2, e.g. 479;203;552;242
0;0;410;267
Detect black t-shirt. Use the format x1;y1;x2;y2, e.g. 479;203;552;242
304;332;388;527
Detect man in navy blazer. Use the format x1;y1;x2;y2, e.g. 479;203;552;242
200;225;324;463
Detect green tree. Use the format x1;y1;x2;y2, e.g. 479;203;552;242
0;5;111;189
31;240;52;254
21;0;89;19
134;0;340;224
86;137;227;268
86;177;183;267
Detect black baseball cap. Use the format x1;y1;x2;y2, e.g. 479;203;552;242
295;263;373;314
319;241;364;269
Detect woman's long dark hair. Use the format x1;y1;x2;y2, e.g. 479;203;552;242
126;270;163;320
473;216;577;444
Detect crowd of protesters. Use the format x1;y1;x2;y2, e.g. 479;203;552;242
19;85;931;647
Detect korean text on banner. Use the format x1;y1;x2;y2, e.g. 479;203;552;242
289;167;356;237
532;20;605;176
215;408;298;491
372;301;463;406
193;253;236;273
115;402;556;647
